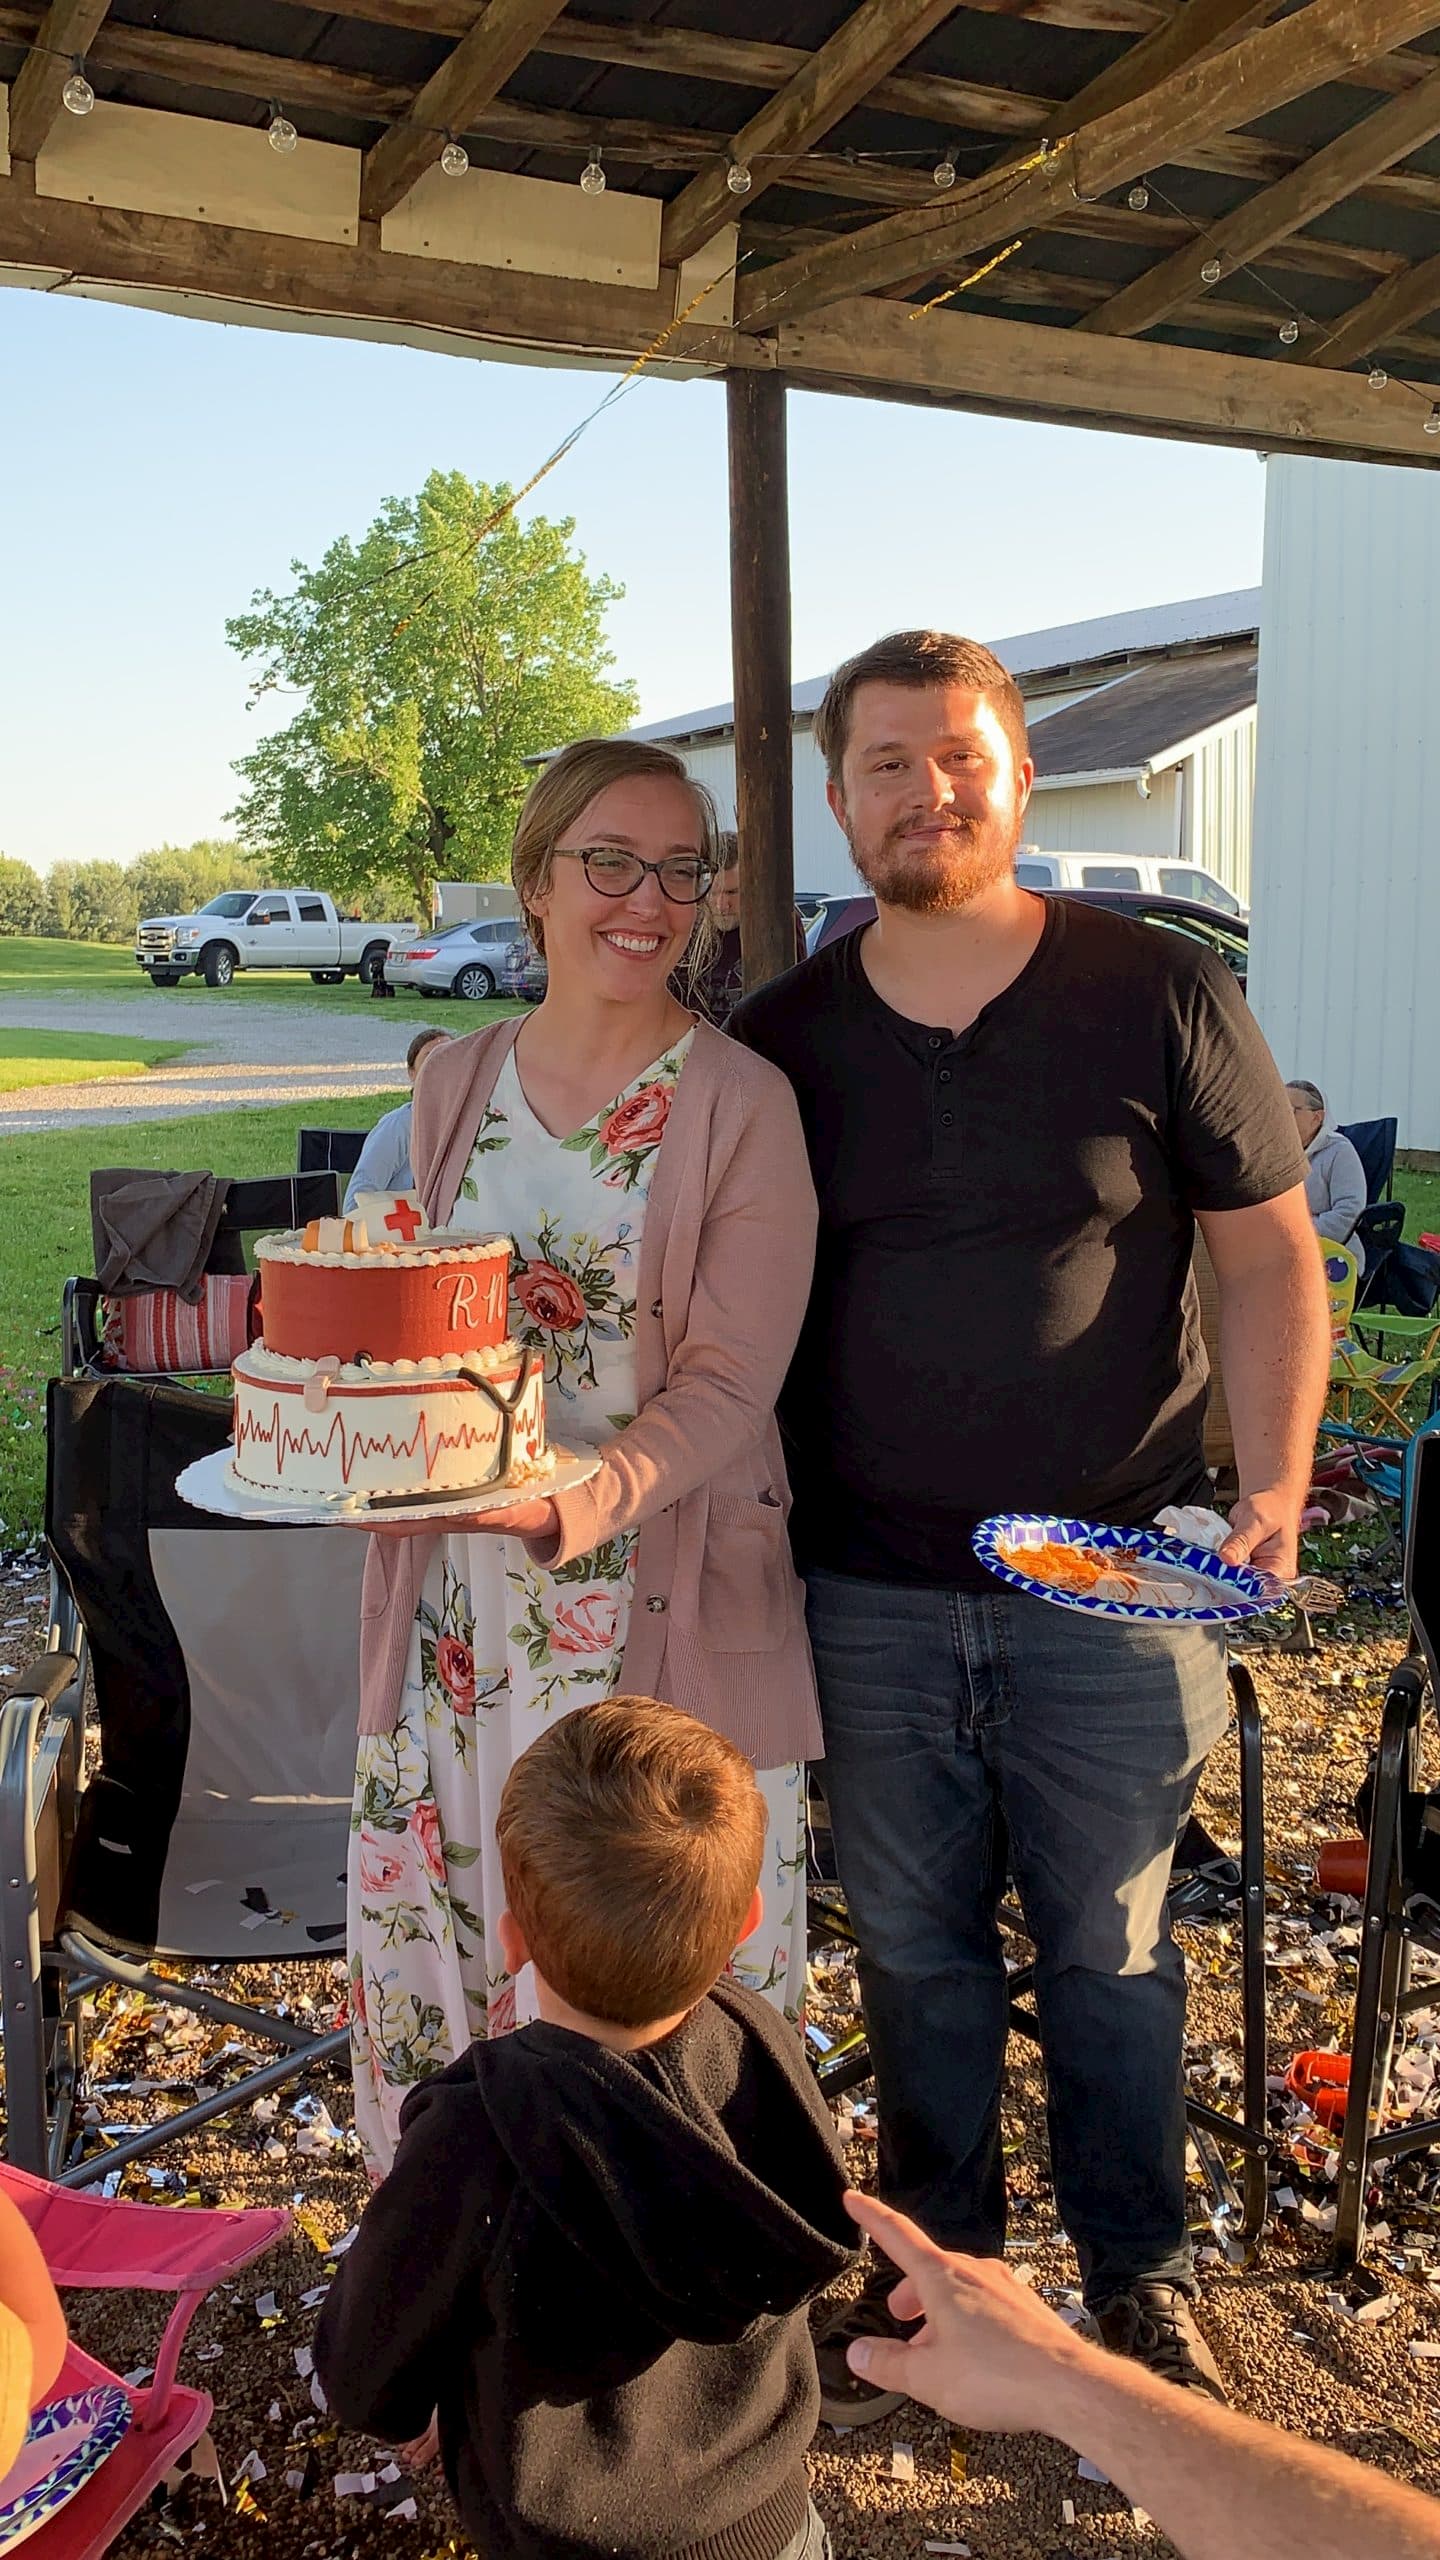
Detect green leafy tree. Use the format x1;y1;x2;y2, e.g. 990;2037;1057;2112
226;470;639;917
0;856;52;936
64;860;142;945
128;839;265;920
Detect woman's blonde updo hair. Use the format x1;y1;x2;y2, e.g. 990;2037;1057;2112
511;737;723;958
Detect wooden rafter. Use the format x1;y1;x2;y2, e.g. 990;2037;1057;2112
6;0;110;161
735;0;1440;330
1083;62;1440;336
359;0;569;222
3;174;1438;463
1045;0;1283;134
656;0;960;268
1303;247;1440;365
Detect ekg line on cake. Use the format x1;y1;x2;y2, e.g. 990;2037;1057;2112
235;1399;511;1487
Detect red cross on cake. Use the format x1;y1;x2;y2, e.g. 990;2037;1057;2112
354;1190;426;1246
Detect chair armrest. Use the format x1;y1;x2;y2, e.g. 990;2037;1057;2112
0;2165;289;2292
0;1655;80;1715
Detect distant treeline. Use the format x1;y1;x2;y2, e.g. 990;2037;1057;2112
0;844;409;941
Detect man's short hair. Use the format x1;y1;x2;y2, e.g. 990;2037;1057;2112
406;1026;449;1076
496;1699;766;2027
814;630;1030;787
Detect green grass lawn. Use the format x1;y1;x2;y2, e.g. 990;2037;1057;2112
0;937;449;1016
0;1026;191;1093
1396;1168;1440;1239
0;1094;404;1548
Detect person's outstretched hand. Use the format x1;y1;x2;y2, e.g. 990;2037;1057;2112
1219;1488;1299;1581
843;2191;1089;2433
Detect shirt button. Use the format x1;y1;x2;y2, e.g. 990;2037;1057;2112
649;1299;663;1319
928;1034;944;1052
646;1595;667;1615
940;1111;955;1128
938;1068;952;1085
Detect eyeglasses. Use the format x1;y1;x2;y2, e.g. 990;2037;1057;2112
555;847;714;905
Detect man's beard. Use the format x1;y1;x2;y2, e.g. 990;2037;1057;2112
843;811;1021;915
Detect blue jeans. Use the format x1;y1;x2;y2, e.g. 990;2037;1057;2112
805;1571;1230;2303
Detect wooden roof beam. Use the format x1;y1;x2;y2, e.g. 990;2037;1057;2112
1083;60;1440;336
1048;0;1284;134
736;0;1440;331
1303;246;1440;364
6;0;111;161
656;0;961;268
359;0;570;222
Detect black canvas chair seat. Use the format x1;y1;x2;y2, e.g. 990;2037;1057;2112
0;1375;359;2184
295;1128;366;1182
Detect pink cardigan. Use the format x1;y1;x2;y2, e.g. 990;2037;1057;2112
357;1016;824;1767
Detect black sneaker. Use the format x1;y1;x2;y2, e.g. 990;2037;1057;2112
813;2260;921;2428
1093;2282;1228;2402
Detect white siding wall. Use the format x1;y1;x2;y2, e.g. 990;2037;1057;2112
675;731;858;894
1024;774;1178;857
1181;714;1255;902
1251;456;1440;1150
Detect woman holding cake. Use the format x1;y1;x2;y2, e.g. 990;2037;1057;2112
349;736;821;2168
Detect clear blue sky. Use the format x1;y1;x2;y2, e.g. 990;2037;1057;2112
0;288;1267;870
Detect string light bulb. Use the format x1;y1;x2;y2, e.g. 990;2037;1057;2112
1368;367;1388;390
579;145;605;196
267;104;298;153
1426;404;1440;437
932;154;957;190
726;158;752;195
1200;257;1222;285
1127;181;1150;211
61;59;94;115
1278;317;1299;345
440;136;468;176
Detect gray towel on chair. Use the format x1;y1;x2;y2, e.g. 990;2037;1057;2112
91;1169;231;1300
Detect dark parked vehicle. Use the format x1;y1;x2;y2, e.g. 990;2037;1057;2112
805;888;1249;993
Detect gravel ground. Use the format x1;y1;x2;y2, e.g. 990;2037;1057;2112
0;994;433;1131
3;1544;1437;2560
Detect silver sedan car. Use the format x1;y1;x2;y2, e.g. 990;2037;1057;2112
385;917;526;1001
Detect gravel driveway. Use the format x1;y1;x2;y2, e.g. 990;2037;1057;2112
0;990;434;1132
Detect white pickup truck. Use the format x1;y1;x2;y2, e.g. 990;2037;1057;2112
134;890;411;989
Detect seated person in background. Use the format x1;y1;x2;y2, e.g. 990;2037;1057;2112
343;1027;449;1212
316;1700;857;2560
677;833;808;1028
845;2191;1440;2560
1286;1080;1368;1269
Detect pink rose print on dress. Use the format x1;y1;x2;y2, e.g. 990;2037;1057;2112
434;1633;476;1714
409;1798;446;1886
551;1591;621;1655
357;1830;407;1896
601;1084;672;1156
516;1261;587;1331
347;1972;368;2036
487;1980;518;2039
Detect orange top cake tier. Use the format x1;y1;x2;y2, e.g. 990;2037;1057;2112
256;1227;512;1366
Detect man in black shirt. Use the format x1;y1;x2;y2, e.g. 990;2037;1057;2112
733;629;1327;2417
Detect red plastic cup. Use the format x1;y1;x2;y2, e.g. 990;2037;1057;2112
1317;1838;1369;1898
1286;2049;1351;2129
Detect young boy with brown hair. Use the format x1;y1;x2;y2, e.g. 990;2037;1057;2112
316;1699;857;2560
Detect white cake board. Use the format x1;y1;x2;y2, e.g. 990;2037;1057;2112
176;1442;600;1530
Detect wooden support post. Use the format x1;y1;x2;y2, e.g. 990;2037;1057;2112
727;369;795;993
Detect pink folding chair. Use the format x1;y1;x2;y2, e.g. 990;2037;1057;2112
0;2163;288;2560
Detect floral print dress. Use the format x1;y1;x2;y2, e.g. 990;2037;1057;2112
349;1033;808;2171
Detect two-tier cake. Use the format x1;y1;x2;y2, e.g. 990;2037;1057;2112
229;1190;548;1505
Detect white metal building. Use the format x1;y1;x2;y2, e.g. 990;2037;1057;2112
1249;456;1440;1155
631;592;1260;902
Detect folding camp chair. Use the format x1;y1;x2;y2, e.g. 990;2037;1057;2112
63;1174;341;1381
0;2161;286;2560
1339;1116;1398;1275
295;1129;366;1183
1327;1240;1440;1437
1;1375;361;2186
807;1658;1272;2249
1330;1426;1440;2271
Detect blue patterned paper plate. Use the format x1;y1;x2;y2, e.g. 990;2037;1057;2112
0;2385;132;2553
972;1515;1287;1624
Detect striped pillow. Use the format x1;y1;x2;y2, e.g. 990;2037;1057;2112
102;1275;259;1374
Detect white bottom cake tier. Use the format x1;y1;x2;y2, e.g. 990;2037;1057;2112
231;1344;548;1502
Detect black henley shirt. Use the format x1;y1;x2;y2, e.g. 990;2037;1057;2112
731;896;1305;1590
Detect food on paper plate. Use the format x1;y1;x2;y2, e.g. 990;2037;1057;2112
994;1537;1203;1611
